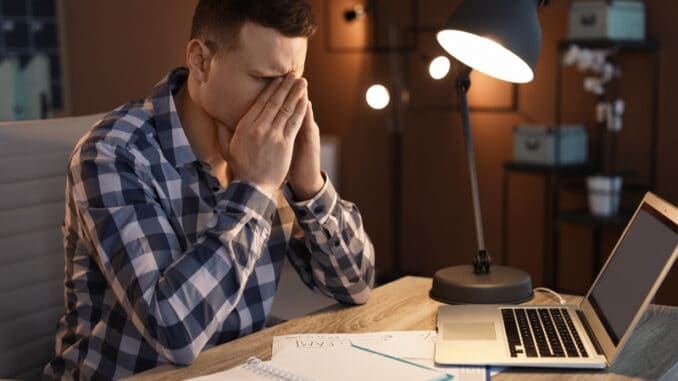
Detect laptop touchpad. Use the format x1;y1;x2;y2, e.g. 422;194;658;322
443;323;496;340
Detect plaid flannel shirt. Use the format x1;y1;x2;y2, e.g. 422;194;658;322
44;68;375;380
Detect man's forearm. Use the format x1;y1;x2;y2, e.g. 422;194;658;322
283;177;376;304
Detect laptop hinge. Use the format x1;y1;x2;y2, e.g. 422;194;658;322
577;310;604;355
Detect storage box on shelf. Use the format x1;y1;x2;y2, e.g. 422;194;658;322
568;0;646;41
513;125;588;166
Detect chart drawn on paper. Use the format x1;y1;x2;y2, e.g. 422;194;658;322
272;331;503;381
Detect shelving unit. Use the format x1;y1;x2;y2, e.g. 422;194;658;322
502;38;660;290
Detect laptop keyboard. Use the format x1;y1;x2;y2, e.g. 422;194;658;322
501;308;589;358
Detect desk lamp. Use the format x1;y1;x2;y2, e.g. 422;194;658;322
429;0;548;304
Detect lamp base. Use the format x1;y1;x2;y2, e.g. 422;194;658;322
430;265;533;304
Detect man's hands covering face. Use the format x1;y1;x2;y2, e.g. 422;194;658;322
288;101;324;200
218;74;323;199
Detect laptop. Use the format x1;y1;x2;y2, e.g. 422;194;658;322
434;192;678;368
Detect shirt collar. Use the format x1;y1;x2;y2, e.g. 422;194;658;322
150;67;199;168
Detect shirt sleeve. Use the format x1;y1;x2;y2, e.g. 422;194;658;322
70;140;276;365
282;174;375;305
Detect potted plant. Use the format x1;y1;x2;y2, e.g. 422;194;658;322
563;45;624;217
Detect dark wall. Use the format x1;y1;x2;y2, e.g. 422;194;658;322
57;0;196;115
57;0;677;304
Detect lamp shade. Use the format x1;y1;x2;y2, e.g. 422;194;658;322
437;0;542;83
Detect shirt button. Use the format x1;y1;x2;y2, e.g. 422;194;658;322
332;238;340;247
313;206;324;214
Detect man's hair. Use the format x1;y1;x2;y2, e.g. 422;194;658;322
190;0;318;51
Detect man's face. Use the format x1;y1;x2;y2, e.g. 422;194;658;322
201;22;308;131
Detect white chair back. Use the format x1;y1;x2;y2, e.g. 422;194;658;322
0;114;103;380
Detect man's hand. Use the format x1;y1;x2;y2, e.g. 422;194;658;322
217;75;308;196
288;100;324;200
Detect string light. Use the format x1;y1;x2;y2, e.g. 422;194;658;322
365;84;390;110
429;56;451;80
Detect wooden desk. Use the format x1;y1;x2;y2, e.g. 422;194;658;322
127;276;678;381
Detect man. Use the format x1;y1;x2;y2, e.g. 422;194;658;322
44;1;375;379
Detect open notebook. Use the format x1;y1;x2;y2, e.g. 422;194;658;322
188;344;451;381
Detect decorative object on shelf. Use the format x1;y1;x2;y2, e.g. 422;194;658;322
563;43;627;216
595;98;625;132
513;124;588;165
563;44;621;96
429;0;549;305
586;175;623;216
568;0;646;41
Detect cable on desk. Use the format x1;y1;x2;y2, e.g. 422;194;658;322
534;287;567;305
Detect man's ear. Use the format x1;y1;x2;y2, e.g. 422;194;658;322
186;39;213;82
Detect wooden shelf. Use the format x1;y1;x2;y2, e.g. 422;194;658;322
503;161;596;175
557;209;632;229
558;38;659;51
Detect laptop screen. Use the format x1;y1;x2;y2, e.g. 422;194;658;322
588;203;678;345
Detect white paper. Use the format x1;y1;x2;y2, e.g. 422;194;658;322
270;344;451;381
272;331;504;381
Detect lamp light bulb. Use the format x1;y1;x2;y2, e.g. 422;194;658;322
365;84;390;110
437;30;534;83
429;56;451;80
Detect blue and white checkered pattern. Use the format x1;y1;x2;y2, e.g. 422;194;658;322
43;68;375;380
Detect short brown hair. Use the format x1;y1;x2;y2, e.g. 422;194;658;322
190;0;318;51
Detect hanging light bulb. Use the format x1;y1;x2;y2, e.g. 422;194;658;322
344;4;367;21
365;84;390;110
429;55;451;80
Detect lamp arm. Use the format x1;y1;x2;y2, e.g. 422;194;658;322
456;66;491;274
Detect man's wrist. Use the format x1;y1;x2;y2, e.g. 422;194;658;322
231;176;278;198
219;180;278;225
289;174;325;201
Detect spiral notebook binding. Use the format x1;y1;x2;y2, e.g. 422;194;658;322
243;356;315;381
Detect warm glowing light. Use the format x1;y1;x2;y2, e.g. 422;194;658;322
365;84;390;110
429;56;451;80
437;30;534;83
